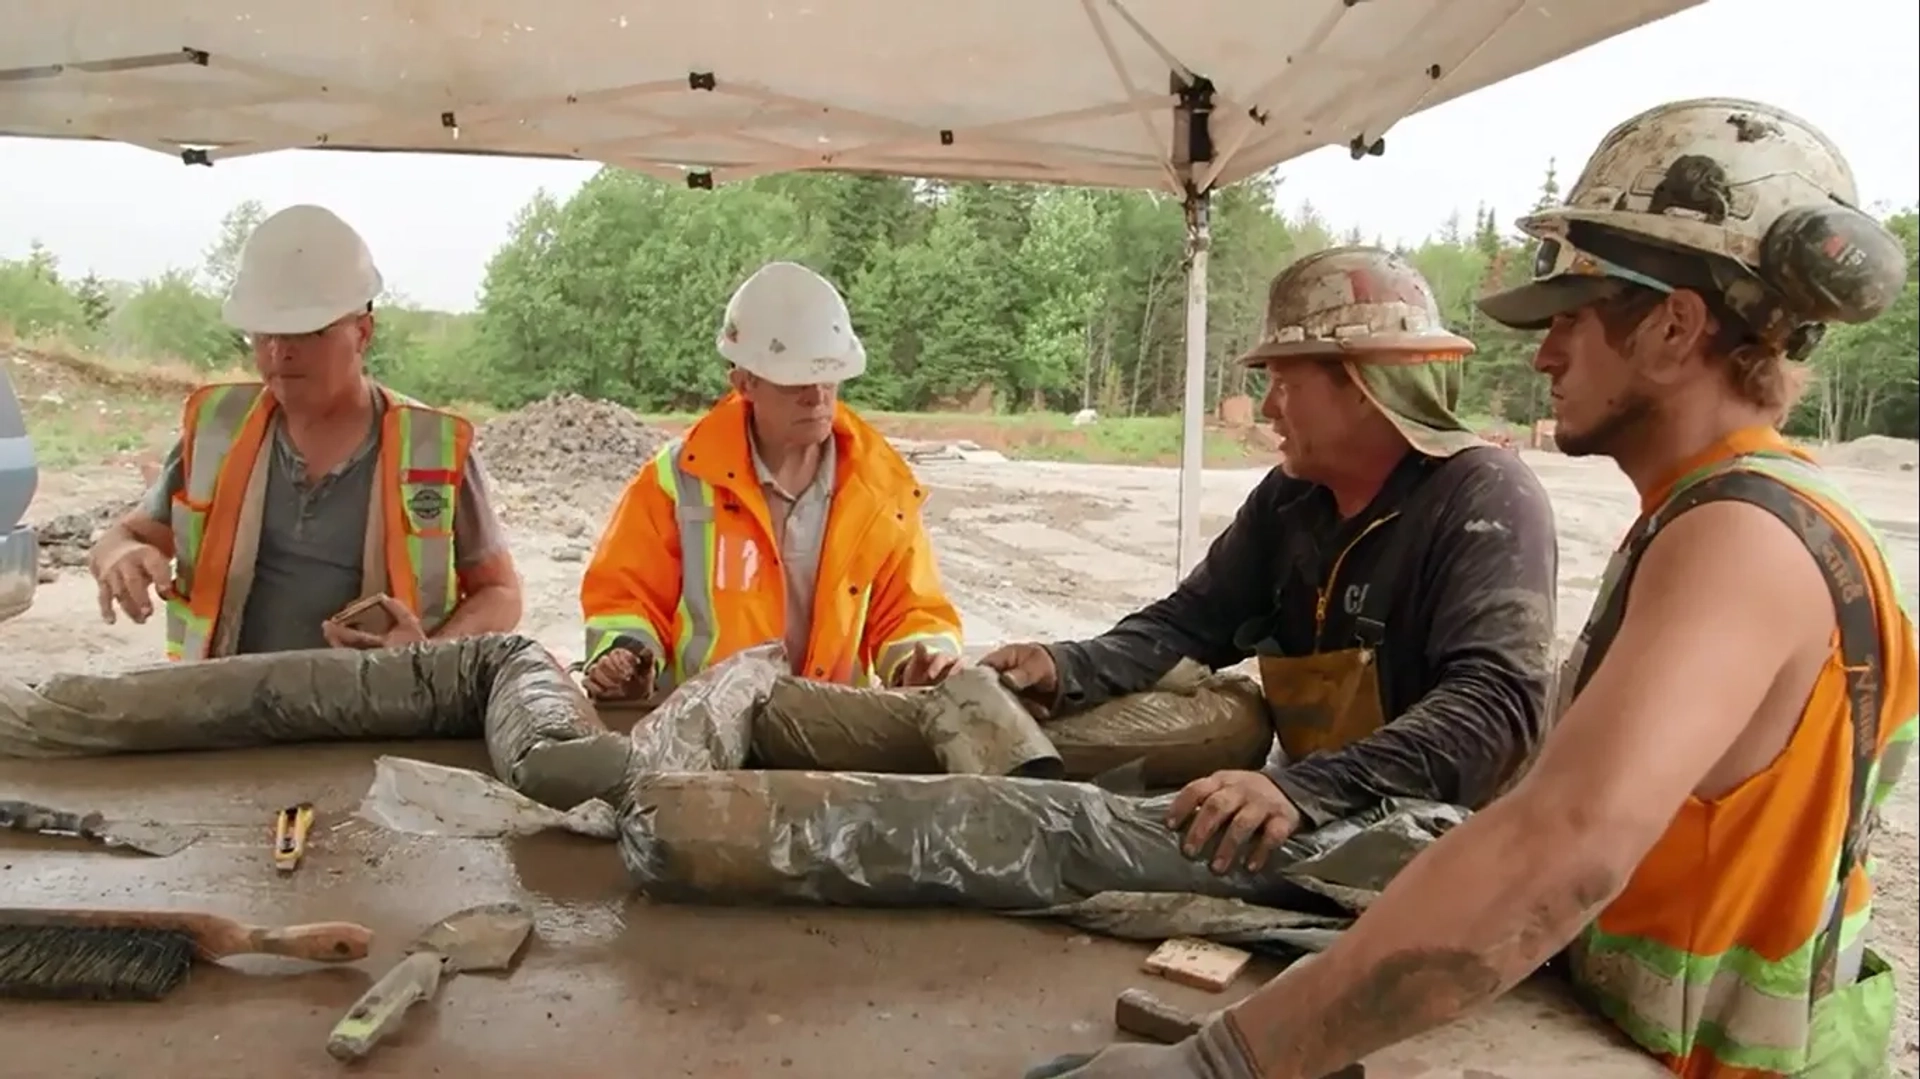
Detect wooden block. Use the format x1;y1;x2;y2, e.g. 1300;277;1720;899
1114;988;1205;1044
1140;937;1252;992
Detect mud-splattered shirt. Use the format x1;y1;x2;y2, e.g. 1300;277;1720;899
1046;446;1560;826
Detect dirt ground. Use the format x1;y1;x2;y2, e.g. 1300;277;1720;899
4;445;1918;1077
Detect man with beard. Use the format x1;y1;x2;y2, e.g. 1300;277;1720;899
976;246;1560;875
1027;98;1917;1079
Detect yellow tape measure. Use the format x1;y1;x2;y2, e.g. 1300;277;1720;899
273;803;315;872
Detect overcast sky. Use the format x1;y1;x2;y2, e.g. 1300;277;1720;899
1;0;1914;313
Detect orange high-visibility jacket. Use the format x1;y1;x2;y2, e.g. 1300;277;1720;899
163;381;474;660
579;392;963;689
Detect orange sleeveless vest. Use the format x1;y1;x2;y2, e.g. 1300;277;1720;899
1561;429;1917;1077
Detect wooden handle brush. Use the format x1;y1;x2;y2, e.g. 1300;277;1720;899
0;908;373;1001
0;908;370;962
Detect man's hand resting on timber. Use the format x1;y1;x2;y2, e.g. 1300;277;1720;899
976;642;1060;719
1168;770;1303;874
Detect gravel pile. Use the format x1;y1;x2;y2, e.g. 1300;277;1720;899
33;498;138;571
476;394;675;486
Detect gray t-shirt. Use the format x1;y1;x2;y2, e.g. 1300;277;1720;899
141;395;507;654
748;434;834;674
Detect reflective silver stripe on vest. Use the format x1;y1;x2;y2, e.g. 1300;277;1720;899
175;384;267;600
654;441;720;688
393;405;465;629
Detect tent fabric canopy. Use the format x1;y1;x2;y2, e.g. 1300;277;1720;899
3;0;1701;194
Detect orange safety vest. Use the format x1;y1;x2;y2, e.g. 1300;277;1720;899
1560;429;1917;1078
163;381;475;661
579;392;963;689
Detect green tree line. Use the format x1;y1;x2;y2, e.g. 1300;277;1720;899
3;171;1914;441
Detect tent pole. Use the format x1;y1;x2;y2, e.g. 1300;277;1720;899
1175;187;1210;581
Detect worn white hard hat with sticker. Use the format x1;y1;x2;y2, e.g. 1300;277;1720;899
1480;98;1905;338
223;204;384;335
1238;247;1473;364
717;261;866;386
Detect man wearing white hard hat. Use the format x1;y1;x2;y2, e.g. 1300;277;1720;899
88;204;524;659
579;261;962;701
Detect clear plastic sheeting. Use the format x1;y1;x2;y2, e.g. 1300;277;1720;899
620;647;1466;925
629;641;788;776
621;769;1465;912
1043;661;1272;787
750;659;1270;787
358;755;619;840
0;635;616;812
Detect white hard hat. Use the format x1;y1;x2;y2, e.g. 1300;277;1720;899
717;262;866;385
1481;98;1906;340
222;204;384;335
1238;246;1473;364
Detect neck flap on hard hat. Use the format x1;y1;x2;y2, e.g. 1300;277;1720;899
1346;357;1485;458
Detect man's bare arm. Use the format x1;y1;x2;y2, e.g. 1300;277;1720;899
429;451;523;639
1217;500;1834;1079
433;551;523;639
88;510;174;577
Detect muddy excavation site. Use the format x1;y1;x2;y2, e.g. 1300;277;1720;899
6;426;1918;1079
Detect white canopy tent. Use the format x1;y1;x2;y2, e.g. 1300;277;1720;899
1;0;1703;578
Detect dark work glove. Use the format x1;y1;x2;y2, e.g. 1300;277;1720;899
1021;1014;1262;1079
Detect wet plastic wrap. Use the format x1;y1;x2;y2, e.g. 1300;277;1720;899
1044;662;1272;788
917;668;1063;777
750;659;1270;787
628;642;787;776
0;634;614;810
358;755;620;840
620;766;1465;911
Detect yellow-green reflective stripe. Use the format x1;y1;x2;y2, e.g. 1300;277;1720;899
584;616;665;668
175;385;263;595
1874;716;1917;808
875;630;961;686
850;586;874;684
396;408;463;627
182;385;262;503
646;439;722;689
670;467;718;686
1575;903;1872;1069
1699;454;1905;609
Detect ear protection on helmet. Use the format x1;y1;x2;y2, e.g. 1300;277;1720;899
1756;202;1908;325
1706;202;1907;361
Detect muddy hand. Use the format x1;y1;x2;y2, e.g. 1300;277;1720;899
584;647;655;701
1020;1022;1261;1078
96;544;173;625
892;642;960;687
977;642;1059;718
1167;770;1301;873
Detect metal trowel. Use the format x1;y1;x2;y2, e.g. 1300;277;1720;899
325;901;534;1062
0;799;204;857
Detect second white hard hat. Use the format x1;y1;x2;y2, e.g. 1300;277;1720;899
717;262;866;385
222;204;384;335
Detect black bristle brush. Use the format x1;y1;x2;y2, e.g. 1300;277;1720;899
0;908;375;1002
